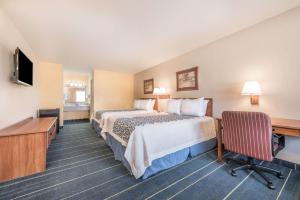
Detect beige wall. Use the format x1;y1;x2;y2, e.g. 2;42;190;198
0;11;39;129
92;70;134;115
64;72;90;83
135;8;300;119
38;62;64;126
134;8;300;164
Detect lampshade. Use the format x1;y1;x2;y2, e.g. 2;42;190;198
158;87;166;94
153;87;166;95
241;81;262;95
153;88;160;95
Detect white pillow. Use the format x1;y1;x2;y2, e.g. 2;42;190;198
133;100;140;109
137;99;152;110
148;99;156;110
181;98;206;117
202;100;209;116
167;99;182;115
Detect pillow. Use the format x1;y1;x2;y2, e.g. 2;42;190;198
148;99;156;110
202;100;209;116
181;98;206;117
137;99;152;110
167;99;182;115
133;100;140;109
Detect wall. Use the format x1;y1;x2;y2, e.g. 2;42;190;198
92;70;134;115
134;8;300;164
38;62;64;126
0;11;39;129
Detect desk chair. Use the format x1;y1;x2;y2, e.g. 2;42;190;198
222;111;284;189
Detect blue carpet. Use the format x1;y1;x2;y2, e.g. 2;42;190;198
0;122;299;200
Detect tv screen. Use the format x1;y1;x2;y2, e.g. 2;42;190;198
17;48;33;86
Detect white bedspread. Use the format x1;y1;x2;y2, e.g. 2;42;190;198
106;115;216;178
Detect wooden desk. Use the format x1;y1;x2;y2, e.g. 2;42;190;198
216;118;300;162
0;117;57;182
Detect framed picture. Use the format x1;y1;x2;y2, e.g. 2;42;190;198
176;66;198;91
144;78;154;94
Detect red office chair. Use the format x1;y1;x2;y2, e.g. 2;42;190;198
222;111;284;189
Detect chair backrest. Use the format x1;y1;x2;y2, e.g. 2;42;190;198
222;111;273;161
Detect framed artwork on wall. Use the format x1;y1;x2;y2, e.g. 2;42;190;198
176;66;198;91
144;78;154;94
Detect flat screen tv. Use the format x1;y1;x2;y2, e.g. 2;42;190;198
12;48;33;86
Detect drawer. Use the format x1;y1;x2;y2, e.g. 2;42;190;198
48;125;55;136
272;127;300;137
51;123;57;139
47;123;56;143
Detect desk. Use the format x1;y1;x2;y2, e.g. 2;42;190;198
216;118;300;162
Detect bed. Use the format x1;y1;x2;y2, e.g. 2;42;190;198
91;98;157;135
102;98;217;179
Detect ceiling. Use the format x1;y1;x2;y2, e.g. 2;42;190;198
1;0;300;73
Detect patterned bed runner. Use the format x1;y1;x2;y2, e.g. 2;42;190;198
95;109;138;120
113;114;196;143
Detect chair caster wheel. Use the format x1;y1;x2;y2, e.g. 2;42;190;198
277;173;284;179
268;183;275;190
230;170;237;177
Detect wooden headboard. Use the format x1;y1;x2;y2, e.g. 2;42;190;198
204;98;213;117
173;98;213;117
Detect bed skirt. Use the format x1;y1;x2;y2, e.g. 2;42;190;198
92;118;102;135
105;133;216;179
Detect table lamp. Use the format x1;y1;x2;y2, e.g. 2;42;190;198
241;81;262;105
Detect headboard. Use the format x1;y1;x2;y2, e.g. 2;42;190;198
204;98;213;117
139;98;158;111
173;98;213;117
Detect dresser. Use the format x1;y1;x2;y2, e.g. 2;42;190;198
0;117;57;182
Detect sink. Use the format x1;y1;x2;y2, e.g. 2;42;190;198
64;104;90;111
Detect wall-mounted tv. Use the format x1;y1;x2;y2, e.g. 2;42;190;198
11;48;33;86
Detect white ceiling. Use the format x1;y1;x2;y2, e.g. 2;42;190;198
1;0;300;73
